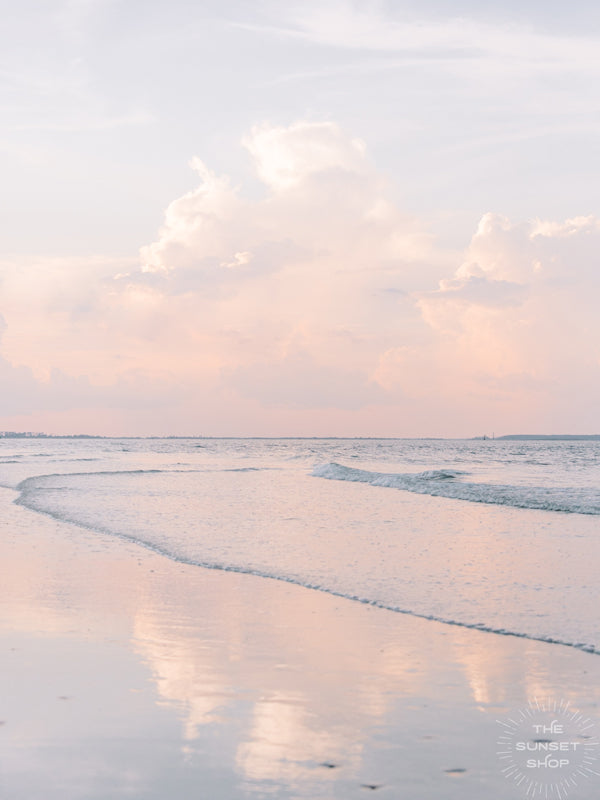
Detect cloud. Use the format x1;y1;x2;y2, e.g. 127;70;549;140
1;121;599;434
242;121;368;190
228;350;384;410
243;1;600;70
0;343;179;419
386;213;600;429
425;275;527;310
0;121;442;432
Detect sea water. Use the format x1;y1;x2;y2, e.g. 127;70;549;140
1;437;599;653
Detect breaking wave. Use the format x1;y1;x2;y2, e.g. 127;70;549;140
312;462;600;515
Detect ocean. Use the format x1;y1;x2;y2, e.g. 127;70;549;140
2;437;599;656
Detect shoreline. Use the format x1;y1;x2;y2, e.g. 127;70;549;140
1;486;599;798
14;478;600;657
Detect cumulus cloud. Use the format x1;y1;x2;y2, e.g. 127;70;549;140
0;122;442;432
390;213;600;430
1;122;599;434
242;121;369;190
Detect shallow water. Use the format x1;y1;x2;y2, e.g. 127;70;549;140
2;437;600;652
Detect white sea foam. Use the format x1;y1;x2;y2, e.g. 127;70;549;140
3;437;600;656
10;482;600;656
312;462;600;515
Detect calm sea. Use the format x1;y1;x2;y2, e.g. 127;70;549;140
2;437;599;652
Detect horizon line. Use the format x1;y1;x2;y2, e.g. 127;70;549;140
1;432;599;441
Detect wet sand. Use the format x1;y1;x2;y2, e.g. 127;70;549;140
1;486;599;799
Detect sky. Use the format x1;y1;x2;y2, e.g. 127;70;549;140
1;0;599;436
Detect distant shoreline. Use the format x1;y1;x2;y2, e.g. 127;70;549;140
489;434;600;441
1;432;599;441
0;431;600;442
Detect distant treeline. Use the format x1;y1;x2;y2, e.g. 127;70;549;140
496;434;600;441
0;432;97;439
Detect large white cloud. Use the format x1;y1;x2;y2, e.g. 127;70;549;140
375;213;600;431
125;121;441;410
242;121;369;191
0;123;598;434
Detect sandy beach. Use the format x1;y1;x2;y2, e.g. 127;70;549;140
1;484;599;799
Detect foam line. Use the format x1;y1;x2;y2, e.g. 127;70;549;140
12;484;600;658
312;462;600;515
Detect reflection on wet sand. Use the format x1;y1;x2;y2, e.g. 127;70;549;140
2;491;599;799
131;557;600;797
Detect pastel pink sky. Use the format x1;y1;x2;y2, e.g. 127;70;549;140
1;2;599;436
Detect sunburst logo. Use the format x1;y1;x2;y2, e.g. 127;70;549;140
496;698;599;798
